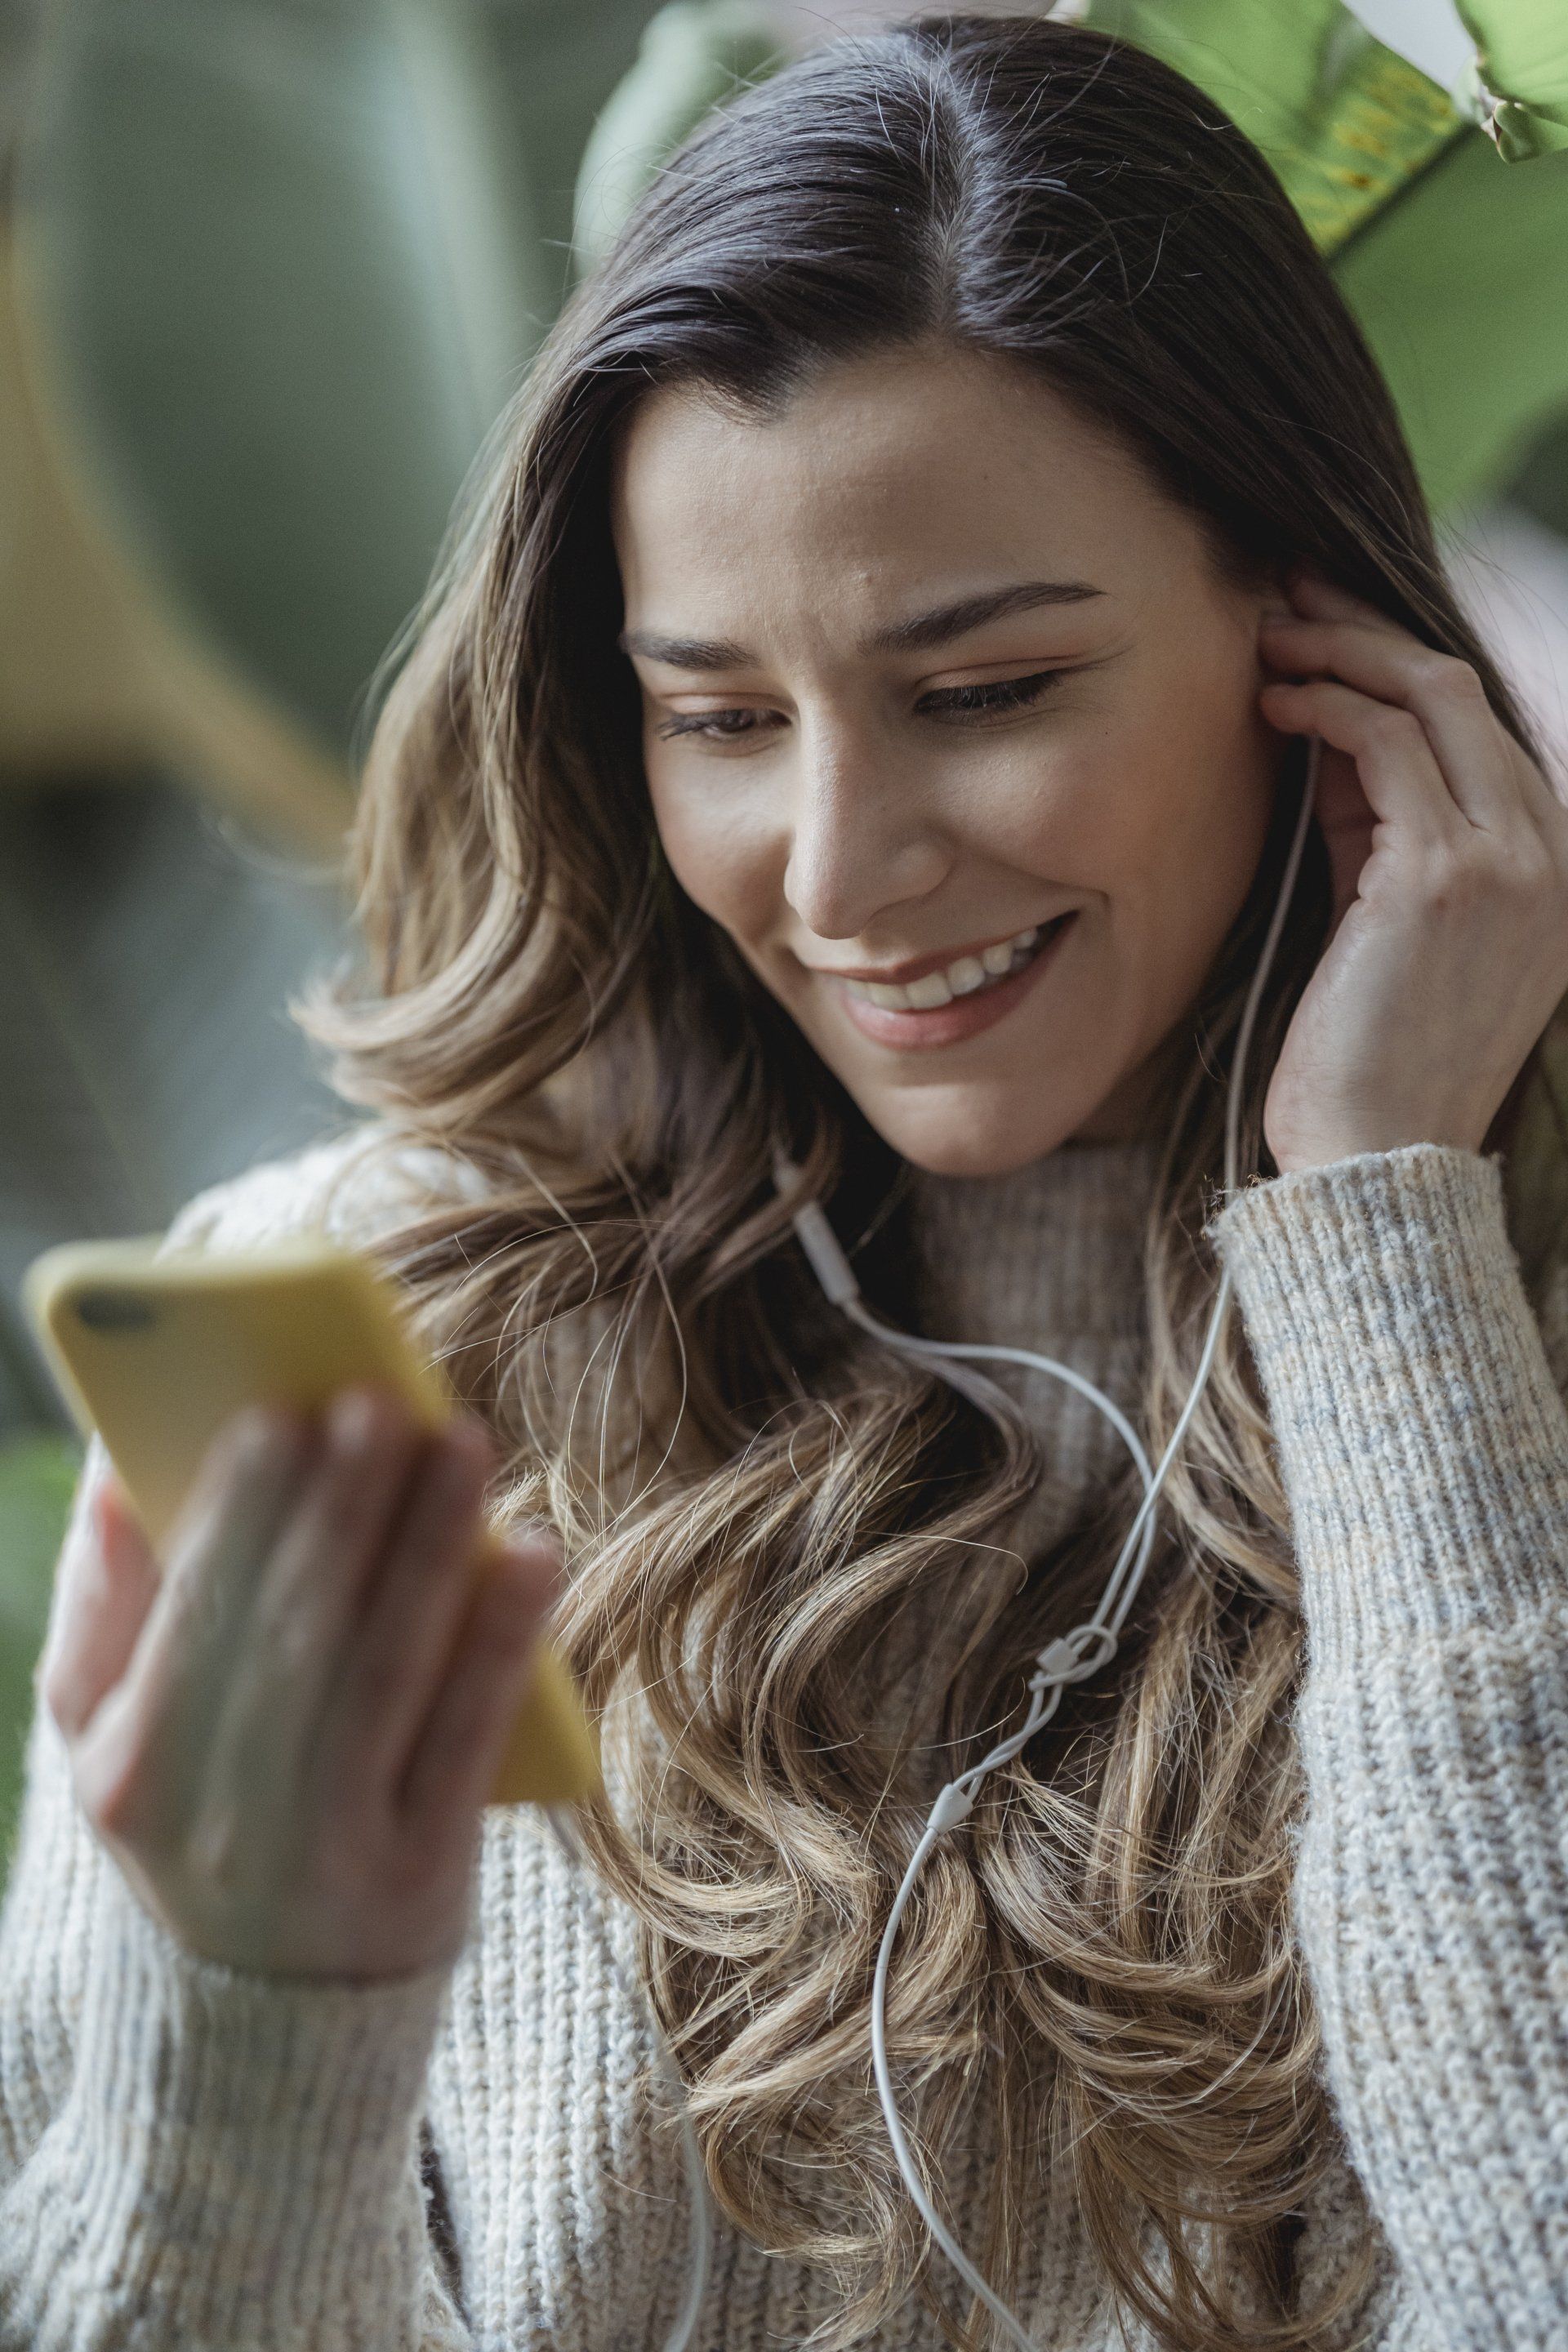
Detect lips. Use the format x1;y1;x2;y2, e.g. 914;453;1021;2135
831;911;1077;1050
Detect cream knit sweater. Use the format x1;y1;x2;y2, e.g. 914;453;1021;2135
3;1120;1568;2350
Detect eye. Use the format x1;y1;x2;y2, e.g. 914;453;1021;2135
918;670;1065;719
653;707;782;743
651;669;1067;746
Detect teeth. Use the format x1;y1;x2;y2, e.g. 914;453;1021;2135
843;922;1056;1012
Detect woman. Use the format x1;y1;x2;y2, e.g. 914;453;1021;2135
4;12;1568;2350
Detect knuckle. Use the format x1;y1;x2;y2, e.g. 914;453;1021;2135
1421;851;1485;915
1423;653;1485;705
216;1403;306;1482
329;1383;415;1453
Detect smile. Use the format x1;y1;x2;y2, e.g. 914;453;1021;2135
840;922;1046;1009
830;912;1077;1049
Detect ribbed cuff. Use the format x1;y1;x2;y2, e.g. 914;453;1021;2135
1204;1143;1568;1664
8;1852;453;2342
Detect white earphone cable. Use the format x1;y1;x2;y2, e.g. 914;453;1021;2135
546;735;1319;2351
774;736;1321;2345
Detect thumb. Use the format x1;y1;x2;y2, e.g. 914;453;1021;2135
38;1454;162;1740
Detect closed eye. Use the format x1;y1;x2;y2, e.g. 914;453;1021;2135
652;669;1067;743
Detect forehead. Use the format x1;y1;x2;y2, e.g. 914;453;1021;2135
608;344;1199;622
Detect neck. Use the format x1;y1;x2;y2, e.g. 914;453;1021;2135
904;1131;1162;1351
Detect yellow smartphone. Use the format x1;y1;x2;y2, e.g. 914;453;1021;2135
20;1231;599;1807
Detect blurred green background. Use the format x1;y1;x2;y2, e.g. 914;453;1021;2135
2;0;1566;1882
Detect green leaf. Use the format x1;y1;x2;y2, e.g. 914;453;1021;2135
1083;0;1467;256
0;1432;81;1887
14;0;549;751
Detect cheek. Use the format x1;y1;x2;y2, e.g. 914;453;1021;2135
987;730;1146;879
1098;662;1279;978
1083;645;1272;853
646;769;782;940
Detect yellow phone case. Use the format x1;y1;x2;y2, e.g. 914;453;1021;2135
21;1232;599;1807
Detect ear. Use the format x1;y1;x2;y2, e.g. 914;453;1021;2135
1255;556;1295;630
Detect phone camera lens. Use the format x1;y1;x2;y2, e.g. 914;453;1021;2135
74;1290;157;1333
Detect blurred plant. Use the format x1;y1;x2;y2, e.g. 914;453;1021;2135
1512;416;1568;541
573;0;788;270
11;0;548;765
0;1431;80;1874
0;0;658;1856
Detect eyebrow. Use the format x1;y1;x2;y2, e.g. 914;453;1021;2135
616;577;1107;670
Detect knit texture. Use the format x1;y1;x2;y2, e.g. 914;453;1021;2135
3;1120;1567;2348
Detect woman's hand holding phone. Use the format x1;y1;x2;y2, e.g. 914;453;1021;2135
37;1386;561;1982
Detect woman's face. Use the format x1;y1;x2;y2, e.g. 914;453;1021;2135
611;341;1288;1176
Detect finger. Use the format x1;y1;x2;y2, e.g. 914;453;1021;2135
1260;617;1526;832
37;1441;116;1716
1276;591;1568;836
1493;720;1568;837
117;1406;318;1742
397;1535;557;1836
38;1457;160;1738
219;1386;432;1751
1284;566;1409;636
1258;675;1459;845
320;1421;500;1802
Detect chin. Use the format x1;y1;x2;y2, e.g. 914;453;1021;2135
865;1091;1076;1179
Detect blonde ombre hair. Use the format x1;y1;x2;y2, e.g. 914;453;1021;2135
294;16;1568;2348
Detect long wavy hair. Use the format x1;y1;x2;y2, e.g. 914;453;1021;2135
293;15;1568;2350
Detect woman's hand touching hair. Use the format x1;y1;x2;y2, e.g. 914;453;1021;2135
1257;565;1568;1177
37;1388;560;1982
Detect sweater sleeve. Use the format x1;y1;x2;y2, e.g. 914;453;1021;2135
0;1139;476;2349
1204;1141;1568;2352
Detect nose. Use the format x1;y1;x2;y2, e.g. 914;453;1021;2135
782;720;953;941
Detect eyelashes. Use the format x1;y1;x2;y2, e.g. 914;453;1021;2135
652;669;1067;744
654;707;772;743
931;670;1063;718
